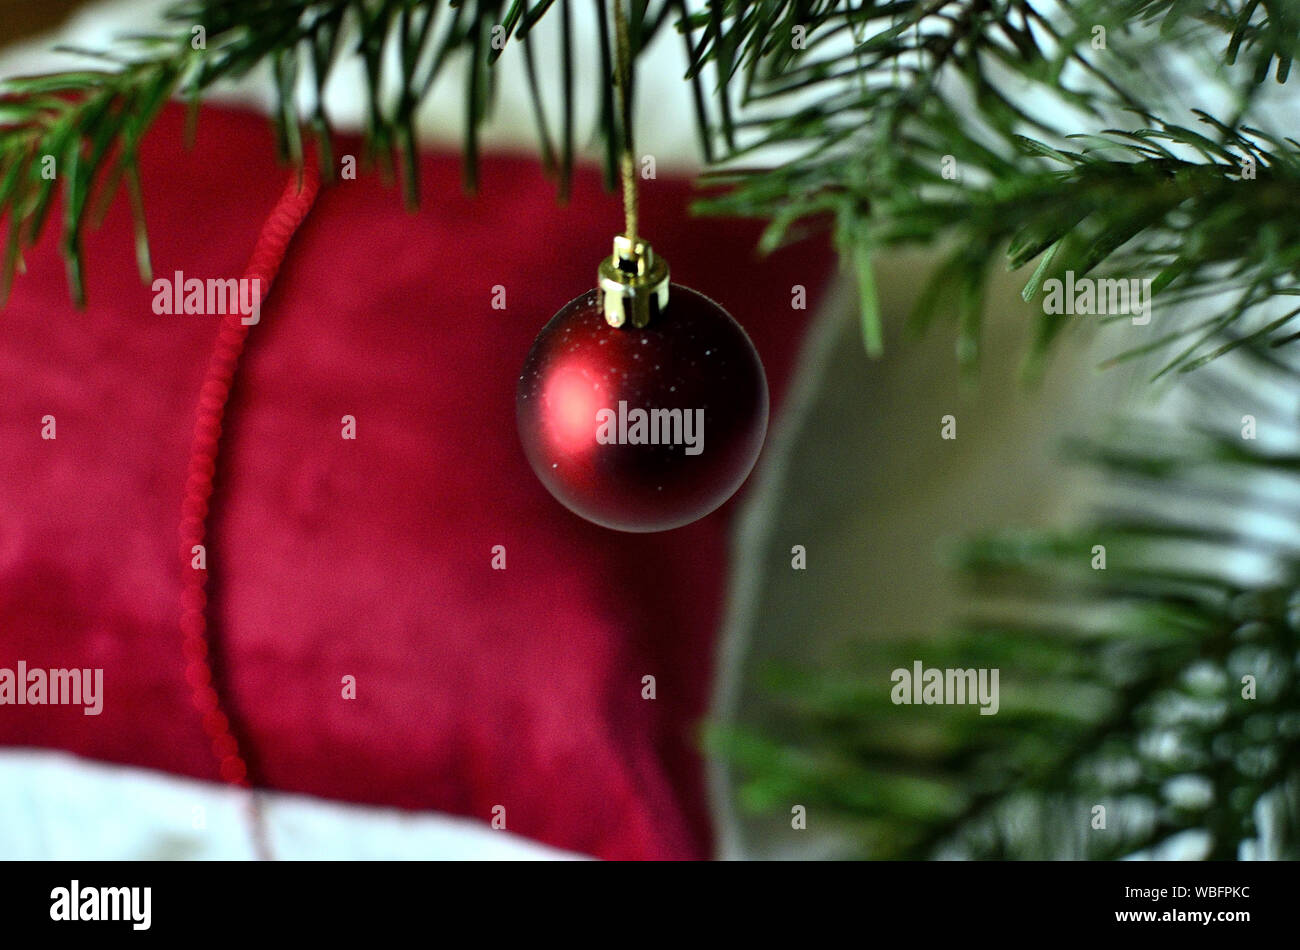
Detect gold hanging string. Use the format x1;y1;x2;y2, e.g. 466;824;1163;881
598;0;667;328
612;0;637;242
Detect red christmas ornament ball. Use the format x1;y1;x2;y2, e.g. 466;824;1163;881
516;284;769;532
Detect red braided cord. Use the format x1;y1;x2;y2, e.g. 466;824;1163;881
178;166;321;812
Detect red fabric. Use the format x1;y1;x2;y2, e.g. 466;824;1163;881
0;103;833;859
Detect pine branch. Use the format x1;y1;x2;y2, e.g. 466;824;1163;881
711;343;1300;859
0;0;675;303
690;0;1300;370
2;0;1300;375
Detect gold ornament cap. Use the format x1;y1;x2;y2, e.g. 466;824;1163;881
598;235;669;329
